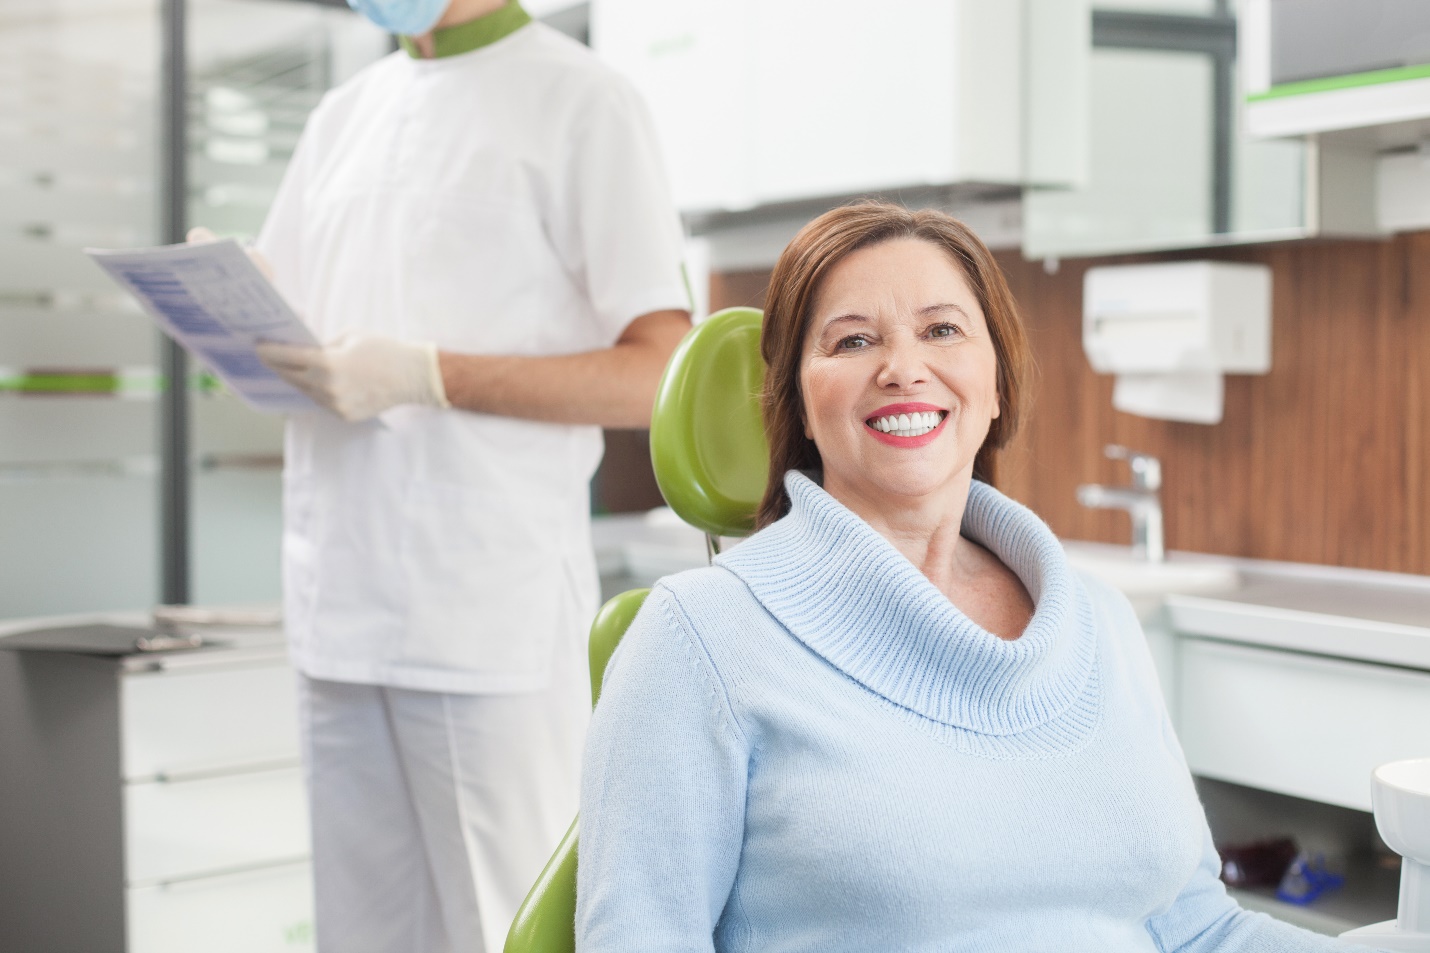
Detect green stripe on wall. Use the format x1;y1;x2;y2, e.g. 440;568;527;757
0;372;222;395
0;374;123;394
1248;63;1430;102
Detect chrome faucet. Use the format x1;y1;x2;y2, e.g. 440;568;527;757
1076;445;1164;563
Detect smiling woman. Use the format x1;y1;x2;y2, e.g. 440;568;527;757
576;203;1366;953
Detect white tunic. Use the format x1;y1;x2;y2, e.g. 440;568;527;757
257;23;688;694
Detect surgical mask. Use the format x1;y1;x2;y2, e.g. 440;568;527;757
346;0;447;36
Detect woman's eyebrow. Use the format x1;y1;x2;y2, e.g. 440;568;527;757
919;303;969;318
819;313;872;329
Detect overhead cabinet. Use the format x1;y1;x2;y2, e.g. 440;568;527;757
1243;0;1430;144
591;0;1089;214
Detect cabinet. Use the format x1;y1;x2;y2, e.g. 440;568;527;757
1242;0;1430;143
0;619;312;952
1163;571;1430;812
591;0;1088;214
1176;639;1430;812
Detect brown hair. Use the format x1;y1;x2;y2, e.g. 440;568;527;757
755;201;1033;529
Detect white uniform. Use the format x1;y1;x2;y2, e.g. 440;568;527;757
257;16;688;953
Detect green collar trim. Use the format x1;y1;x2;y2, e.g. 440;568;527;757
400;1;531;59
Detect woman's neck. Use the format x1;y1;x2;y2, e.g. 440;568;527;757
824;474;976;589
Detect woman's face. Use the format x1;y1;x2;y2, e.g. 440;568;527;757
799;237;1000;511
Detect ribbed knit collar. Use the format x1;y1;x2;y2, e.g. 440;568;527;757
716;471;1097;737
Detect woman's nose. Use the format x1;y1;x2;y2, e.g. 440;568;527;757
875;337;929;388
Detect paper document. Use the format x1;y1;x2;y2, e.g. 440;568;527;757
87;239;318;413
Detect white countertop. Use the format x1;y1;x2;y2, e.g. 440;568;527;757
1165;559;1430;672
0;609;288;673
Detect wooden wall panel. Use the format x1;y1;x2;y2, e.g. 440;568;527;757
709;270;771;313
709;233;1430;575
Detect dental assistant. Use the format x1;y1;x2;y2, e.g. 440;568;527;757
249;0;691;950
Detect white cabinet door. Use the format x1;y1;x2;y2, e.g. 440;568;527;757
748;0;974;203
593;0;1070;212
122;662;299;780
1177;638;1430;811
127;861;313;953
126;766;309;886
591;0;756;212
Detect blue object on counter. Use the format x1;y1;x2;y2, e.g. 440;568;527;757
1274;853;1345;905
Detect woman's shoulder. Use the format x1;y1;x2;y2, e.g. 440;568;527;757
641;564;769;638
602;567;770;742
1068;568;1170;703
1069;569;1141;635
612;565;780;692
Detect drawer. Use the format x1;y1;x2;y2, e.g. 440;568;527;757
122;662;299;780
1177;639;1430;811
127;860;313;953
126;766;309;886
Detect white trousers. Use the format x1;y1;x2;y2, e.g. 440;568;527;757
296;640;588;953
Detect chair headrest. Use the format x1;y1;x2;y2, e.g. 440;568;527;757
650;307;769;538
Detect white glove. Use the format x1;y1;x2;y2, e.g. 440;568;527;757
256;333;451;422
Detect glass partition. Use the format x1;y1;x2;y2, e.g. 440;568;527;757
0;0;385;619
0;0;163;617
186;0;386;606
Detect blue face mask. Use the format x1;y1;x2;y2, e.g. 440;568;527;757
347;0;448;36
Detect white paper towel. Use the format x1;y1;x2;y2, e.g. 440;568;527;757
1112;370;1223;424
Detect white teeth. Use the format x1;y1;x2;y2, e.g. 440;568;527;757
867;410;944;437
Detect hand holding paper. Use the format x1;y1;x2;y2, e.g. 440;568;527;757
86;238;320;413
256;334;450;422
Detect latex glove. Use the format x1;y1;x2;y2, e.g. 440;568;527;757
256;333;451;422
186;226;275;282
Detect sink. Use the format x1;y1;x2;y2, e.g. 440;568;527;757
1063;541;1240;620
1064;542;1240;597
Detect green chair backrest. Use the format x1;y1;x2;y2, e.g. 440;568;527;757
650;307;769;538
503;308;768;953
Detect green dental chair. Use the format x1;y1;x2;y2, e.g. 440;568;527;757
503;306;768;953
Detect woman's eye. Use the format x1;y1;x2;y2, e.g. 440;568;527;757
929;323;962;339
836;335;870;350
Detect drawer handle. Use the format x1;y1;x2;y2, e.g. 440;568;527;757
138;757;301;785
132;854;310;891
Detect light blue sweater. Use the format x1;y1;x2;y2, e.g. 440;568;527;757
578;472;1378;953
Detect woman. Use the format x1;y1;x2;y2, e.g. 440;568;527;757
576;203;1376;952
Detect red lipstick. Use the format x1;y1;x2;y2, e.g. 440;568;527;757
867;401;944;418
864;403;948;448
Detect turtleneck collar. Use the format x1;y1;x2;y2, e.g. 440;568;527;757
716;471;1098;737
400;1;531;59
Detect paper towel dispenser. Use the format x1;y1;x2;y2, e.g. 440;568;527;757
1083;261;1272;424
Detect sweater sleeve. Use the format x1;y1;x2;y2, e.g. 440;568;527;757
1147;826;1384;953
576;585;750;953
